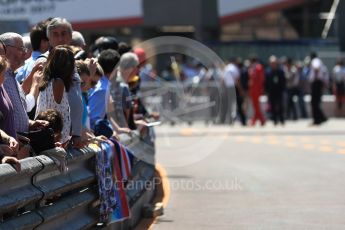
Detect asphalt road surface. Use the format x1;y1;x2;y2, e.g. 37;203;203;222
153;119;345;230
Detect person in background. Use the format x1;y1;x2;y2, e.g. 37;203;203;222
133;47;157;82
332;58;345;116
248;56;265;126
309;53;329;125
220;58;238;125
70;45;87;61
22;36;32;61
235;58;248;126
295;60;309;118
116;52;139;129
118;42;132;56
71;31;86;49
284;57;299;120
91;36;118;57
71;31;87;60
265;55;286;125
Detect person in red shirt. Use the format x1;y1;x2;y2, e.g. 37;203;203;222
248;57;265;126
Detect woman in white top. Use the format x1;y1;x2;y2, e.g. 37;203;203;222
35;45;75;144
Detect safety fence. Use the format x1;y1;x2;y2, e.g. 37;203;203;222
0;133;155;230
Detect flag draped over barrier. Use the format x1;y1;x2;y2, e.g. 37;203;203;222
91;139;132;223
111;138;134;182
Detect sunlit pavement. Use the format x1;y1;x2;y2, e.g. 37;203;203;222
153;119;345;229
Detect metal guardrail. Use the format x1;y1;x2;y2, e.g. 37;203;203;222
0;134;156;230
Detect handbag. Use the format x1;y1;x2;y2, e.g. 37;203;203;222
18;127;55;154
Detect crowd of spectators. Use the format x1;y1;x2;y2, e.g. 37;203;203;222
1;16;344;170
0;17;158;170
158;52;342;127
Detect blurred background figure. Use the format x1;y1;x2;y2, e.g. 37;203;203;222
91;36;118;57
332;58;345;116
295;60;309;119
265;55;286;126
283;57;299;121
248;56;265;126
219;59;238;125
71;31;86;49
71;31;87;60
309;52;329;125
22;36;32;61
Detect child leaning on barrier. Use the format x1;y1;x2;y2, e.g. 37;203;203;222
36;109;68;173
36;109;64;146
35;45;74;146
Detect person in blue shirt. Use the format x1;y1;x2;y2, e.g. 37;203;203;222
88;49;120;130
16;21;49;83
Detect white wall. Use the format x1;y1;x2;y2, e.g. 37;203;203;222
0;0;142;25
0;0;285;26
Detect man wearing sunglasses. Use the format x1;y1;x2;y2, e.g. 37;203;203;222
0;32;48;134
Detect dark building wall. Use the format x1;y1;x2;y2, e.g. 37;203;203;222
142;0;219;41
337;0;345;51
143;0;200;26
283;0;333;39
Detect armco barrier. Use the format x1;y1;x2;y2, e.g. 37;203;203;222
0;133;156;230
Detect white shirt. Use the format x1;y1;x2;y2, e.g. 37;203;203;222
223;63;240;87
35;81;71;144
309;58;329;83
332;65;345;83
25;93;36;112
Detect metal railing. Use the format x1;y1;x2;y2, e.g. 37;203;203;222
0;134;155;230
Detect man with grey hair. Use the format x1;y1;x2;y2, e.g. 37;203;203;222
116;52;154;141
113;52;139;129
71;31;86;49
45;17;73;48
37;17;84;148
118;52;139;80
0;32;47;133
266;55;286;125
22;36;32;60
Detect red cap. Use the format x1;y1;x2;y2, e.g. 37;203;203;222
133;48;146;64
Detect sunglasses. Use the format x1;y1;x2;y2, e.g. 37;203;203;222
6;44;28;53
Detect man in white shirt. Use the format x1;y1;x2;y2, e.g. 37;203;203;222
309;54;328;125
219;60;239;124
